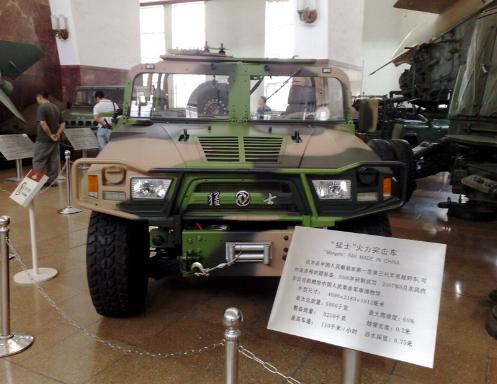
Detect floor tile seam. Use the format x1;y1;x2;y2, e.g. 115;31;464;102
10;356;76;384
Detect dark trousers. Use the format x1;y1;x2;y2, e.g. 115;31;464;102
33;141;60;183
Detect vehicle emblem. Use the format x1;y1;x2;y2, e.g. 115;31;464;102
264;193;277;205
208;192;221;207
235;191;250;207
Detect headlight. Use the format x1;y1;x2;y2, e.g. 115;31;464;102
312;179;351;200
131;178;171;200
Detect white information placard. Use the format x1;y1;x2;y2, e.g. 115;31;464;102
268;227;446;368
0;134;34;161
63;128;98;150
9;170;48;208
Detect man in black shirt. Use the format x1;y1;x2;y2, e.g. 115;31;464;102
33;91;65;185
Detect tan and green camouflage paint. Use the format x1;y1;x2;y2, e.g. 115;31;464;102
73;56;405;276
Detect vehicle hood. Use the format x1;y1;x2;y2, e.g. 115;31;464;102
99;122;379;171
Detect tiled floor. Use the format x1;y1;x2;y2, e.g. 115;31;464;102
0;167;496;384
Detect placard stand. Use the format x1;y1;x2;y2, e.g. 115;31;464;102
79;149;90;170
13;202;58;284
342;349;361;384
5;159;24;183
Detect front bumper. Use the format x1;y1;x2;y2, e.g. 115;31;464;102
72;159;407;226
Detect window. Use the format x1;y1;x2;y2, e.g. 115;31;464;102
130;72;230;120
265;0;295;58
250;76;345;121
140;5;166;63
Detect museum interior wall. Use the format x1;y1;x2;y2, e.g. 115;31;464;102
361;0;436;95
0;0;62;121
48;0;141;101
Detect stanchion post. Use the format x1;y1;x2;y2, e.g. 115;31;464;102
58;150;82;215
342;349;361;384
56;148;66;181
0;216;34;356
224;308;243;384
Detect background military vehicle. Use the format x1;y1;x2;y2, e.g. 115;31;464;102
354;94;449;147
72;53;413;317
392;4;497;220
64;85;124;129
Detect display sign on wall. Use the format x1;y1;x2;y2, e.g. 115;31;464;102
0;134;34;161
268;226;446;368
9;170;48;208
63;128;98;151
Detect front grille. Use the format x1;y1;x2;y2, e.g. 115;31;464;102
198;136;240;162
199;136;283;163
243;137;282;163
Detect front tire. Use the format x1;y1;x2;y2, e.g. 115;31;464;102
86;212;149;317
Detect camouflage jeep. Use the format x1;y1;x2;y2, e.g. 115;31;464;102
72;54;410;317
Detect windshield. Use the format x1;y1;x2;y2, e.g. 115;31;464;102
130;73;230;119
130;70;346;122
250;76;345;121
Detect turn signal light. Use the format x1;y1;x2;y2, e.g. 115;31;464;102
88;175;98;198
383;177;392;198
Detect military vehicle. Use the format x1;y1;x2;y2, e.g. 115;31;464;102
64;85;124;129
354;95;449;146
72;53;413;317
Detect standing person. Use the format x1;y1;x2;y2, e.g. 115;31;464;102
93;90;119;151
33;91;65;186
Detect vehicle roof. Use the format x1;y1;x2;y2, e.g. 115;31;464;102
159;54;317;65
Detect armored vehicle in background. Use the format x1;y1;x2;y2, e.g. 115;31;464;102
73;54;412;317
64;85;124;129
412;5;497;219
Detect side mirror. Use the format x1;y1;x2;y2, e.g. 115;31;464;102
357;99;379;133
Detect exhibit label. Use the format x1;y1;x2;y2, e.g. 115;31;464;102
63;128;98;150
10;170;48;208
268;226;446;368
0;134;34;161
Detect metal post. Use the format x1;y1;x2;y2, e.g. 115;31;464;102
0;215;34;356
13;203;58;284
79;149;90;170
58;150;82;215
224;307;243;384
5;159;23;183
28;204;38;276
342;349;361;384
56;148;66;181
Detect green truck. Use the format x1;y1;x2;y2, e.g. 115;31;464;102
72;54;412;317
64;85;124;129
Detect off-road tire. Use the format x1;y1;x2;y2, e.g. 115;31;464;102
390;139;417;203
86;212;149;317
368;139;396;161
335;213;392;237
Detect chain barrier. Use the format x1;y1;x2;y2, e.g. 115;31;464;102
7;239;224;359
39;162;67;195
238;345;303;384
